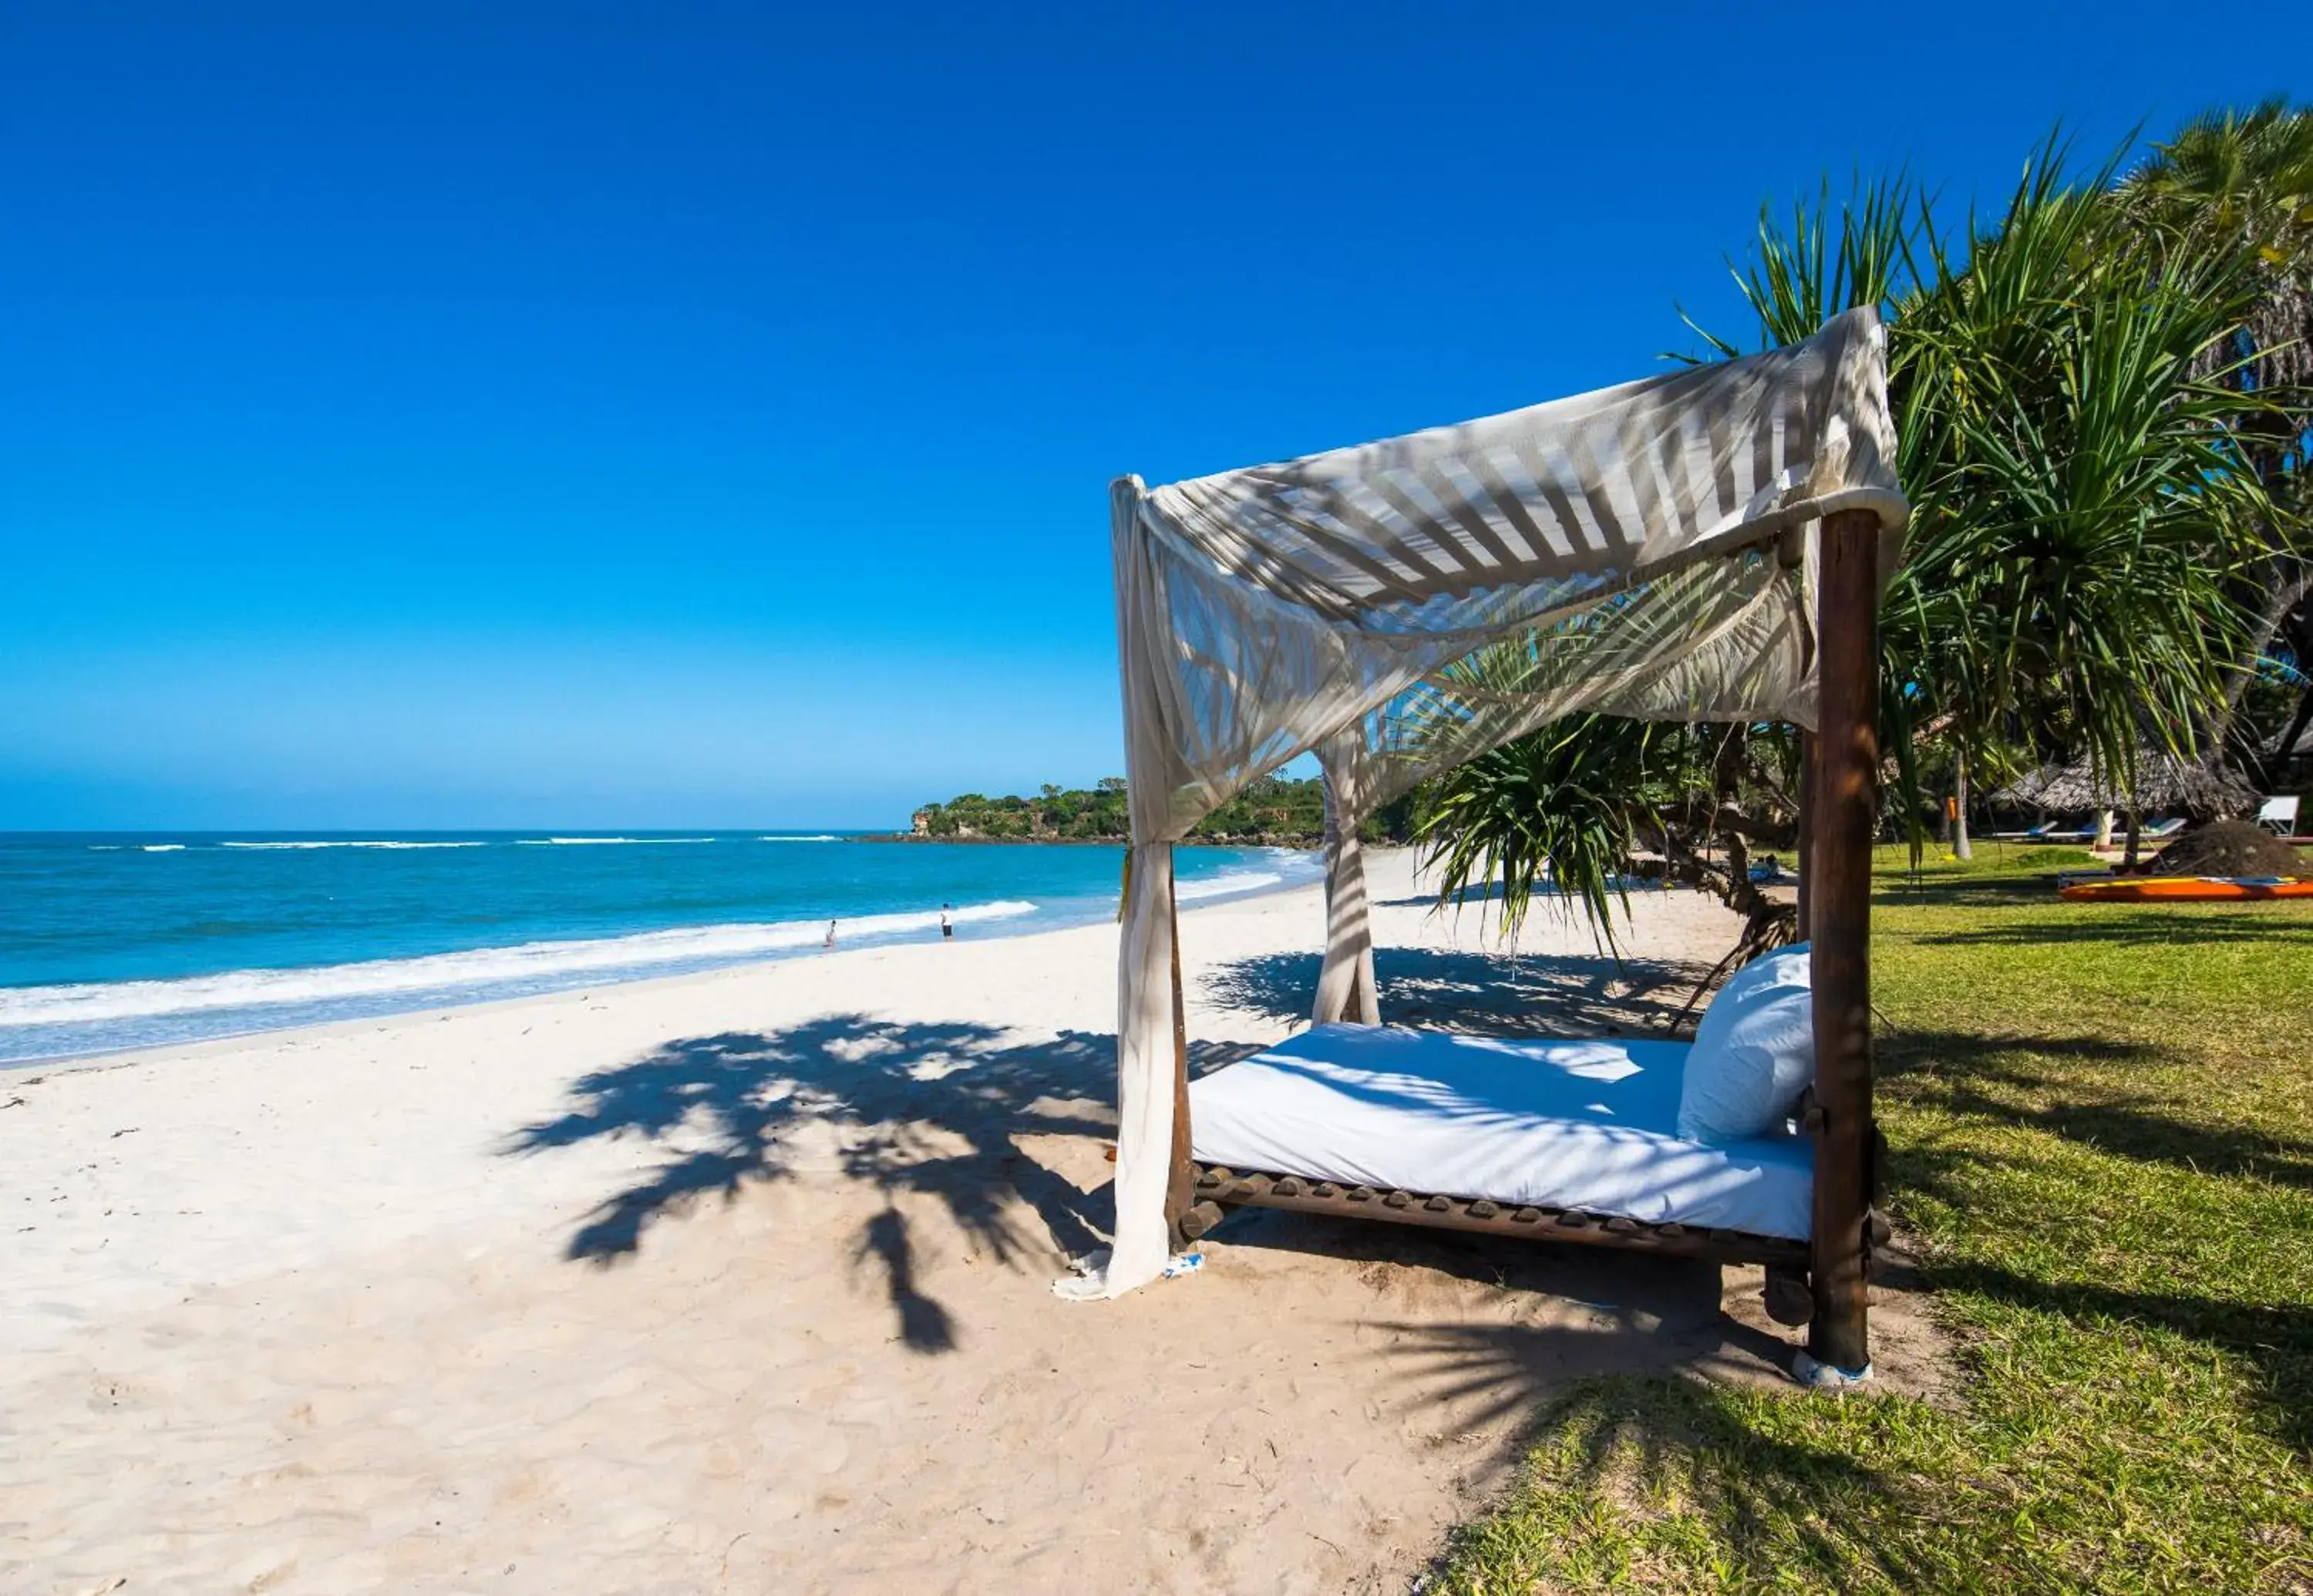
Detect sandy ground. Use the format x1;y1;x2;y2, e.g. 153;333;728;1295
1;850;1945;1594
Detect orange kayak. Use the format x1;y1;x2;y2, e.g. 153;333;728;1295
2059;875;2313;902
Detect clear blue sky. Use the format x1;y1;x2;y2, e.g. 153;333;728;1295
2;3;2300;830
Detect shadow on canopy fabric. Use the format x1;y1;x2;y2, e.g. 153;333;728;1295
1065;308;1909;1302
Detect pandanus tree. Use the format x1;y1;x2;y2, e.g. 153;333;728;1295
1893;161;2285;820
2118;101;2313;780
1413;713;1803;962
1416;128;2302;965
1702;143;2289;835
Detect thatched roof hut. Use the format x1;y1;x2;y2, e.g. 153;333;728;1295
1994;749;2261;818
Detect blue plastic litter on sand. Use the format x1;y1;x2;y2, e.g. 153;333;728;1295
1162;1252;1205;1279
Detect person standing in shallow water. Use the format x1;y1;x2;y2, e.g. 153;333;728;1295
823;919;837;949
940;904;954;940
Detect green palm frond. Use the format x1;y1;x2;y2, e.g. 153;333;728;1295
1411;715;1685;955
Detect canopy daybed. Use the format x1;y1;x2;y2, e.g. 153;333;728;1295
1066;310;1906;1384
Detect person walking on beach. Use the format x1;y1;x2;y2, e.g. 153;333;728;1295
940;904;954;940
823;918;837;949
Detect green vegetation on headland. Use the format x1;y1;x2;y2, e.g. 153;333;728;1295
1431;846;2313;1592
908;776;1414;846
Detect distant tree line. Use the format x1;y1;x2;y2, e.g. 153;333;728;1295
911;775;1413;846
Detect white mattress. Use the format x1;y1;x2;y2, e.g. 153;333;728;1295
1188;1025;1814;1241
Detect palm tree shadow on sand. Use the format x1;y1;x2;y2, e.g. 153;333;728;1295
1203;945;1715;1037
502;1015;1258;1352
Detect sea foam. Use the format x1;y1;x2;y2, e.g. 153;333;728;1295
219;840;487;850
1176;868;1284;901
0;900;1039;1029
516;837;716;846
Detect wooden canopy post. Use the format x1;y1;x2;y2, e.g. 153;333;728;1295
1787;521;1817;943
1165;876;1196;1244
1806;508;1881;1379
1796;732;1816;938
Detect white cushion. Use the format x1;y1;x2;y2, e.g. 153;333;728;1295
1677;941;1815;1143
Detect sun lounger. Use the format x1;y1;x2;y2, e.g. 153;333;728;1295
2259;795;2301;836
2018;820;2092;842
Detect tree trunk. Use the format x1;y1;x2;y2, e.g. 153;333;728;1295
2215;566;2313;772
1655;826;1797;955
2095;810;2116;850
2123;809;2143;872
2274;678;2313;786
2211;567;2304;777
1952;748;1973;862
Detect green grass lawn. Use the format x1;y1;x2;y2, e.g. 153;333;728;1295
1433;843;2313;1594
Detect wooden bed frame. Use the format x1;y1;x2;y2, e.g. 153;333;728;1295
1182;1161;1810;1271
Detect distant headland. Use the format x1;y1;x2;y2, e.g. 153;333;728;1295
874;776;1414;848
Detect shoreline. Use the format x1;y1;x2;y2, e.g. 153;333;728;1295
3;865;1298;1083
1;846;1325;1070
853;831;1327;847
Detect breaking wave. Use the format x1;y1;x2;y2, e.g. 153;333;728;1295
0;899;1039;1032
219;840;487;850
514;837;716;846
1175;868;1285;901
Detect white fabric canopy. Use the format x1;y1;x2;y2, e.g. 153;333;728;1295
1066;309;1907;1300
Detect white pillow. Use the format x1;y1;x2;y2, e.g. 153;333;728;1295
1676;941;1814;1143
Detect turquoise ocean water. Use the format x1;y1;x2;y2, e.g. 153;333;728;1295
0;832;1321;1065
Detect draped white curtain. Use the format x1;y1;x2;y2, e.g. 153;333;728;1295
1065;309;1908;1300
1312;731;1379;1027
1053;477;1190;1301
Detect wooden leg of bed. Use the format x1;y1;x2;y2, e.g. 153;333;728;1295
1763;1266;1814;1326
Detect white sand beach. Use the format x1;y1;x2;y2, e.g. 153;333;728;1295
1;850;1941;1594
